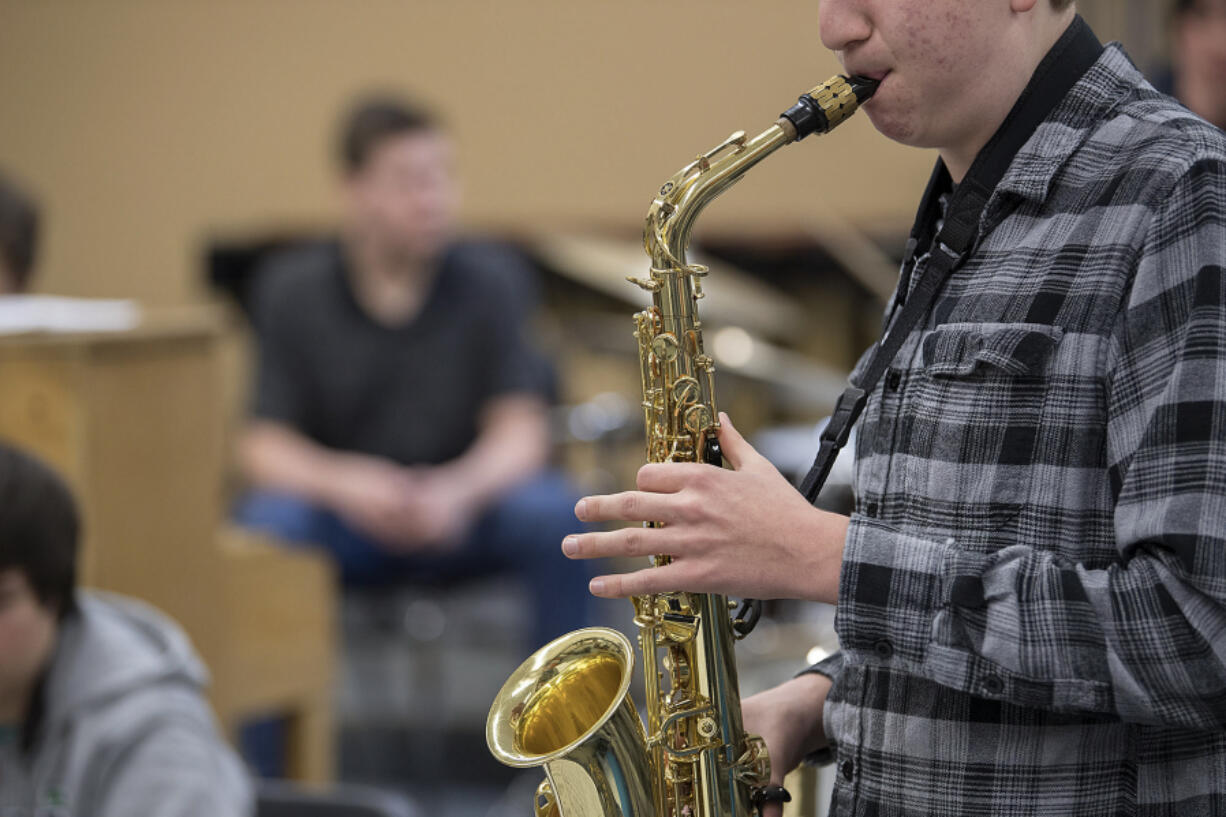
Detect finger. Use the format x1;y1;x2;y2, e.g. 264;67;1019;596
575;490;679;524
588;563;687;598
562;525;675;561
716;412;761;471
761;804;783;817
635;461;701;493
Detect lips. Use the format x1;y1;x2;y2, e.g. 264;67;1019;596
851;69;890;82
848;69;889;104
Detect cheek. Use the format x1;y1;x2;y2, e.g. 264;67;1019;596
0;613;54;679
366;198;414;233
901;2;995;85
1193;25;1226;60
900;4;956;75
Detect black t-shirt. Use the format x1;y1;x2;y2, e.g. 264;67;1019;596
249;239;551;466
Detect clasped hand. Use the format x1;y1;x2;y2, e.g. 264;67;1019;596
331;456;476;552
561;413;848;604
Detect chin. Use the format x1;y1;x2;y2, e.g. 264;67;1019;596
396;236;450;262
863;107;918;147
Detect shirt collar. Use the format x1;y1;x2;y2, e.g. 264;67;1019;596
906;16;1105;255
995;42;1143;205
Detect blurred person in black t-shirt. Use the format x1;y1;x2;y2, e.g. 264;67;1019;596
0;171;39;295
234;96;590;648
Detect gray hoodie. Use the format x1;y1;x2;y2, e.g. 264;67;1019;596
0;591;253;817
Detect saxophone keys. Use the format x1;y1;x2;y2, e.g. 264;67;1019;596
683;405;712;435
734;735;773;787
533;780;558;817
652;333;680;362
627;275;662;292
660;612;699;643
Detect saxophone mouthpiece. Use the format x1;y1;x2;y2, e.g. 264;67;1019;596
847;74;881;103
779;74;879;142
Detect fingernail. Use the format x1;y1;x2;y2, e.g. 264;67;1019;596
575;499;587;519
589;578;606;595
562;536;579;556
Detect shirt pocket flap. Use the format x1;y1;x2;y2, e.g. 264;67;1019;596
922;323;1064;378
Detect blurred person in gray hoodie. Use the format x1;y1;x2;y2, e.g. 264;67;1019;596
0;443;253;816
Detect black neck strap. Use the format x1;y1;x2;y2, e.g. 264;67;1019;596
799;16;1103;504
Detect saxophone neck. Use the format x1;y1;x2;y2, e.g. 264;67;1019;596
643;125;791;274
640;75;877;277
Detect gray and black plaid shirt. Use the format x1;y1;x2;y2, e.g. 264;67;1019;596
812;34;1226;817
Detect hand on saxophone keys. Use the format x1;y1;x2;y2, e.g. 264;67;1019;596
561;413;850;605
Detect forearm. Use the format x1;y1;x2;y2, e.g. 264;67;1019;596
237;421;352;509
783;672;833;757
742;672;834;785
434;395;549;510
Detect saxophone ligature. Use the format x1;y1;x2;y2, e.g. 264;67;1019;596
487;74;878;817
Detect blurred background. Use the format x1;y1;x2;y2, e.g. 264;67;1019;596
0;1;1189;815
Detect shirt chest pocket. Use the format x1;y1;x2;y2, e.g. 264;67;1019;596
900;322;1063;534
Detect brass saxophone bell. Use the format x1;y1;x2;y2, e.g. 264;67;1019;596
487;628;658;817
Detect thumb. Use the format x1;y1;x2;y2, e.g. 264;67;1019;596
717;412;760;471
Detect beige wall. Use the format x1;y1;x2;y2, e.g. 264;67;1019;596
0;2;1163;306
0;0;934;306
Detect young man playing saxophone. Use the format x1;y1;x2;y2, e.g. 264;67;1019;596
561;0;1226;813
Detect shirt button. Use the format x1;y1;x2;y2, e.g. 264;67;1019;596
885;370;902;391
841;759;856;781
865;502;879;518
981;674;1004;695
873;639;894;659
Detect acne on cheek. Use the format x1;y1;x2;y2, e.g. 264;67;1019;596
900;7;954;74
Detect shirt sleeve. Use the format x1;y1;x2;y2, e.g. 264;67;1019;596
833;156;1226;730
248;263;310;427
477;247;555;403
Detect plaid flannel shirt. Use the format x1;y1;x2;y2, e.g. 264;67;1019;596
811;37;1226;817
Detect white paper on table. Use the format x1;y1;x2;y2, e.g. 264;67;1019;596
0;296;142;335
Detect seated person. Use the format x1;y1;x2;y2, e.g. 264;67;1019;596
0;443;252;816
0;169;38;294
235;94;590;649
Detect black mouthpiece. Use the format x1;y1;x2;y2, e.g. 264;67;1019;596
847;74;881;102
780;74;880;141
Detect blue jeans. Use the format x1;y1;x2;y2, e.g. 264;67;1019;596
234;470;593;649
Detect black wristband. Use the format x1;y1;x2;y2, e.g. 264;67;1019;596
754;783;792;808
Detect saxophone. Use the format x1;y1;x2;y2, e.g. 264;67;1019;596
487;74;878;817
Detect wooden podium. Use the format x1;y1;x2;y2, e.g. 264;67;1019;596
0;310;336;782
